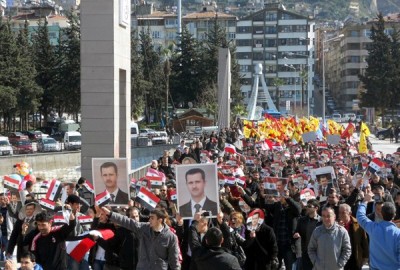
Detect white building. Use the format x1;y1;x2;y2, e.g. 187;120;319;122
236;3;315;114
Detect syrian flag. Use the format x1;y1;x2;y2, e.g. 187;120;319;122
316;141;328;149
225;177;236;186
82;181;94;194
146;168;166;182
53;211;69;225
95;190;111;207
46;179;63;201
147;176;164;189
168;190;177;202
39;198;56;211
130;178;137;189
368;158;385;173
264;139;273;150
245;157;255;167
224;143;237;154
3;175;21;190
339;165;350;175
272;142;283;151
221;165;232;175
40;180;50;189
218;173;226;186
78;215;93;225
66;229;114;262
264;177;278;195
235;176;246;186
135;187;160;210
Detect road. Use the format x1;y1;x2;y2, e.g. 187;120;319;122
369;135;399;155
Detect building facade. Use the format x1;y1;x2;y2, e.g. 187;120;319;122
323;14;400;112
236;3;315;114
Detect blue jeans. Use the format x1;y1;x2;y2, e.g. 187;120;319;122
68;253;90;270
93;260;106;270
0;235;8;261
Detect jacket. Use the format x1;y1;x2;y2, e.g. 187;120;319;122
188;222;241;270
295;214;322;255
344;216;369;270
308;222;352;270
356;202;400;270
109;212;180;270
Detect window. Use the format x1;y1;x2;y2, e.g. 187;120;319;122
266;12;277;21
253;26;264;34
350;30;359;37
253;12;264;21
253;52;263;60
152;31;161;39
228;32;236;39
265;52;276;60
228;20;236;27
265;39;276;47
254;39;263;47
265;65;277;73
237;52;252;59
281;13;295;20
237;26;252;33
266;26;277;34
237;39;252;46
239;65;251;72
347;43;360;50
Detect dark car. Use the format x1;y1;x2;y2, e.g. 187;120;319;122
11;140;34;154
8;132;29;143
376;128;392;140
23;130;46;141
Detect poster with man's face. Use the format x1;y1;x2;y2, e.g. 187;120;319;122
92;158;130;205
176;163;219;219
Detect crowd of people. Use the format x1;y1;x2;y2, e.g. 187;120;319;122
1;123;400;270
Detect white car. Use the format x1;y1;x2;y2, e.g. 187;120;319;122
152;131;168;145
343;113;356;122
37;138;61;152
0;137;13;156
332;113;342;123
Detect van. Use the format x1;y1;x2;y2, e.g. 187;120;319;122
332;113;342;123
130;122;139;138
64;131;81;151
0;136;13;156
343;113;356;122
201;126;219;135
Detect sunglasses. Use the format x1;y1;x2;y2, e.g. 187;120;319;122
306;205;315;208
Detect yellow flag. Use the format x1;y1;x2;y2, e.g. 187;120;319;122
361;122;370;137
358;130;368;154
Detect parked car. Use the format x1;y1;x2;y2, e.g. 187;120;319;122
376;128;392;140
11;140;33;154
332;113;342;123
139;128;159;138
152;131;168;145
37;138;61;152
23;130;48;141
8;132;29;145
0;136;13;156
343;113;357;122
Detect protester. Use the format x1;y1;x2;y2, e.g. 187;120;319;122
308;207;352;270
19;252;43;270
100;207;180;270
357;193;400;269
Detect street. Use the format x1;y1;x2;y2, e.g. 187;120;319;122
369;135;399;155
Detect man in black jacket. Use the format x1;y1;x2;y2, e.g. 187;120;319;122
189;226;241;270
293;199;322;270
25;210;76;270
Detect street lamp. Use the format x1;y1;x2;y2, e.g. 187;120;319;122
285;64;297;113
322;33;344;123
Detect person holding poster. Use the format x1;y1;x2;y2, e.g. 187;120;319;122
177;166;219;218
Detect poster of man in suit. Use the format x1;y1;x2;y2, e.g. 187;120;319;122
92;158;129;205
176;163;219;219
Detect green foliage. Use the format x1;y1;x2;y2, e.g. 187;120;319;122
359;13;399;122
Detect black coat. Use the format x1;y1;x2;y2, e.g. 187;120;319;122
189;222;241;270
239;223;278;270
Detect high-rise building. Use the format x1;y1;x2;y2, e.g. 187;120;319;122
236;2;315;115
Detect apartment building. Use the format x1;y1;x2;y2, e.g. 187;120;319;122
133;2;237;49
323;14;400;112
236;2;315;114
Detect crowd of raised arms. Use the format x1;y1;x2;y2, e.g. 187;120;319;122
0;124;399;270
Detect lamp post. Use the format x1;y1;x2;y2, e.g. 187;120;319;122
322;33;344;123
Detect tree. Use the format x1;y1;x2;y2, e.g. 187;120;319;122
359;13;394;125
272;78;285;111
56;11;81;122
139;29;165;123
131;30;150;120
32;18;58;126
15;20;42;130
170;27;203;105
0;17;20;131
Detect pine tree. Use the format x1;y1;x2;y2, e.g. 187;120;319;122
15;20;42;130
56;11;81;122
359;13;393;124
32;18;58;126
0;17;19;131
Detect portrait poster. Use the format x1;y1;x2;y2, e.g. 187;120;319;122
92;158;130;206
176;163;219;219
246;209;264;231
310;166;336;181
302;132;317;143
